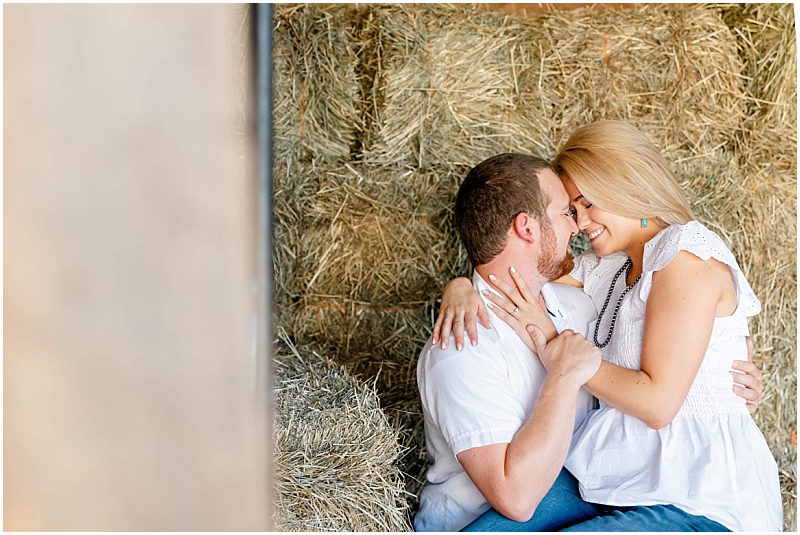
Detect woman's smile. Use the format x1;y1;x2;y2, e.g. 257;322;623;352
587;227;606;241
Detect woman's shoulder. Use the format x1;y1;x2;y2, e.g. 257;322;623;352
643;221;735;273
640;221;760;316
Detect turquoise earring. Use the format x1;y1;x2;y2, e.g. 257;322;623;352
641;218;648;228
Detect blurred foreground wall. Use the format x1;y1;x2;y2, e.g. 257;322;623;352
4;4;269;530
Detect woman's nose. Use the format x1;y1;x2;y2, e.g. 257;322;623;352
575;209;590;231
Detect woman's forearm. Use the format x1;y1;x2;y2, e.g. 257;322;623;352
583;361;683;429
443;276;473;297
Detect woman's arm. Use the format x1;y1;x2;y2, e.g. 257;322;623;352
491;259;762;416
432;277;489;350
552;273;583;287
580;251;727;429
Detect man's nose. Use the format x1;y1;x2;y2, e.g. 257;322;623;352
569;213;580;236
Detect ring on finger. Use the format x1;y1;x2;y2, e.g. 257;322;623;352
511;306;519;315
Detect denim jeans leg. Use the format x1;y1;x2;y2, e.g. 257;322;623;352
559;504;731;532
462;468;599;532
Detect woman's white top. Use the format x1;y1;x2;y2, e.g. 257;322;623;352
564;221;782;532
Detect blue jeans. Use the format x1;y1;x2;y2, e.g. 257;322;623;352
561;504;730;532
461;468;730;532
462;468;598;531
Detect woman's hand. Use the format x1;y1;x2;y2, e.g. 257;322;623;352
432;277;490;350
732;338;763;415
483;266;558;352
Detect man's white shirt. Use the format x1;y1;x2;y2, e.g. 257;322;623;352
415;272;598;532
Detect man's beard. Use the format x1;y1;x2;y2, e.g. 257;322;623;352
539;224;575;282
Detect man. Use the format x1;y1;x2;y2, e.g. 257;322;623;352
414;154;763;531
415;154;602;531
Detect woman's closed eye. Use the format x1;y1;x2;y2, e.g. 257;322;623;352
572;202;593;213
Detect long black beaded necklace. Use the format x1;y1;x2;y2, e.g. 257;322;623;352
593;258;642;348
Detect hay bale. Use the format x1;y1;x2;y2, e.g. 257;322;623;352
722;3;796;128
273;337;411;531
287;304;430;398
278;160;471;404
364;4;557;168
273;157;320;331
365;4;746;171
272;4;377;331
723;3;796;203
273;4;364;163
734;178;796;533
535;4;745;154
300;162;466;303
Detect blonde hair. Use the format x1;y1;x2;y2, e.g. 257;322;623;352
552;121;694;226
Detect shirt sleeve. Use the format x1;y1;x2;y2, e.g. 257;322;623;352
420;343;527;456
569;251;601;285
638;221;760;318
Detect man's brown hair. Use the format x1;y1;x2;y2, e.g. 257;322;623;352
455;153;553;267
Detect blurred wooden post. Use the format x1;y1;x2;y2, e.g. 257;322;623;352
4;4;270;530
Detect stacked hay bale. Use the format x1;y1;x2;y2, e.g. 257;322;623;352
368;4;745;166
272;5;439;526
273;336;411;531
273;3;796;530
272;4;363;327
366;5;558;169
720;5;797;530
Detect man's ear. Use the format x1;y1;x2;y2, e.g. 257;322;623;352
512;212;538;244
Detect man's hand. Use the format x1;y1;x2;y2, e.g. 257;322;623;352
529;326;601;386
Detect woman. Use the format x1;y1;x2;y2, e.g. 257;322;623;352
434;121;781;531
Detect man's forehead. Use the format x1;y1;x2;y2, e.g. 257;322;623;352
540;169;569;206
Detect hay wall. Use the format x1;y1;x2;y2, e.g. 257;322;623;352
273;4;796;530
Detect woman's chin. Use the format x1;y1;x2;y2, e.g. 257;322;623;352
590;244;613;257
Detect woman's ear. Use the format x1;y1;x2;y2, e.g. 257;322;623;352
512;212;537;244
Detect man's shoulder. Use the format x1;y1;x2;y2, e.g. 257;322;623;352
542;282;597;337
416;324;528;434
417;324;507;380
419;324;502;362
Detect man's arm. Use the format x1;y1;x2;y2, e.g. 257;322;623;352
456;329;600;522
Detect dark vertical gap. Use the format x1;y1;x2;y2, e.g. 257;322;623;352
256;3;274;526
350;6;383;161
